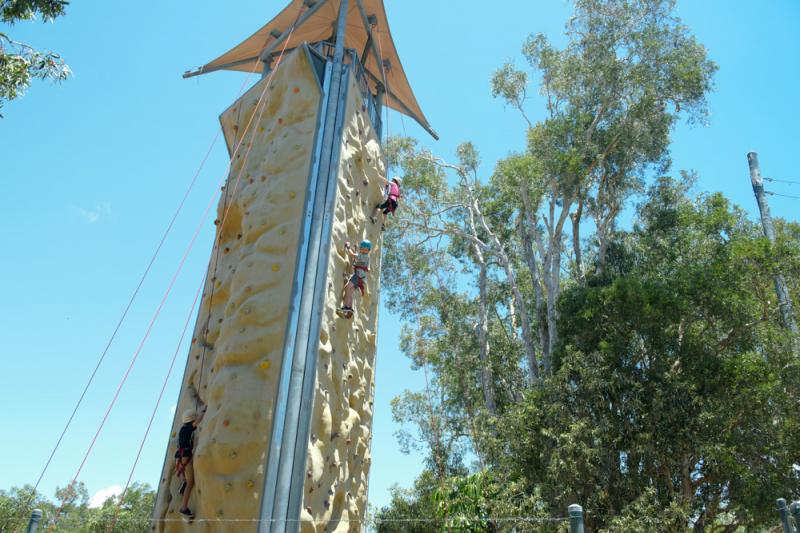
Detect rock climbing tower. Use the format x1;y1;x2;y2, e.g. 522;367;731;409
151;1;434;531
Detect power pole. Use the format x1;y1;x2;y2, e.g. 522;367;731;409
747;152;799;339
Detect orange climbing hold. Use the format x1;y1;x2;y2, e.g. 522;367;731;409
260;361;271;370
293;87;300;93
223;419;230;427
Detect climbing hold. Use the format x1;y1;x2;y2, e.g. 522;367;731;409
260;175;267;182
246;480;255;489
259;126;265;133
259;360;271;370
214;219;220;226
292;87;300;93
223;419;230;427
272;263;280;272
224;247;230;254
224;482;232;492
278;118;283;125
289;191;296;199
306;469;312;478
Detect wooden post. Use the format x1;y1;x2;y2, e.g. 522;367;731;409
748;152;799;338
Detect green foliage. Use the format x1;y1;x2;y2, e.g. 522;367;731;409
0;482;154;533
502;178;800;530
0;0;70;116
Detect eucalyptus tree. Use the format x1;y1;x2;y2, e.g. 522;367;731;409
0;0;70;115
491;0;716;365
504;178;800;531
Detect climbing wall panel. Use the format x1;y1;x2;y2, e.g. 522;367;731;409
299;70;386;533
152;48;323;532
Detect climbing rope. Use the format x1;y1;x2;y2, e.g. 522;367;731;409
20;59;265;533
99;10;308;533
47;30;300;529
106;275;204;533
194;3;307;410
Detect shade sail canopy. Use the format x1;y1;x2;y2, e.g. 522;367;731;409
186;0;436;139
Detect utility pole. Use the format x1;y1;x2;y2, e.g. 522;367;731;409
747;152;799;339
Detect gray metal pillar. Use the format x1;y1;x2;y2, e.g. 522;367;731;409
778;498;793;533
790;501;800;533
748;152;799;337
259;1;350;532
25;509;42;533
568;504;585;533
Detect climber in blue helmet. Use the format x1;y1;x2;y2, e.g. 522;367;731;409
338;239;372;318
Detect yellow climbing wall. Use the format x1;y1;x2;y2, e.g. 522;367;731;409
299;70;386;532
152;48;323;532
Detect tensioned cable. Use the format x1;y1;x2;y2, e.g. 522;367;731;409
766;190;800;200
765;176;800;185
20;56;263;531
47;43;286;532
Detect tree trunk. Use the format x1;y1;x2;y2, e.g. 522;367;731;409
519;185;550;367
476;252;497;415
467;183;540;382
571;197;584;280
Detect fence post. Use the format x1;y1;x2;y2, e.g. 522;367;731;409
568;504;585;533
25;509;43;533
778;498;793;533
790;501;800;533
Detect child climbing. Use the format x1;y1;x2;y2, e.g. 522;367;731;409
370;175;402;230
337;239;372;319
175;405;205;520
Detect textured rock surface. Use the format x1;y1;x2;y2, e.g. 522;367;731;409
152;49;322;532
298;70;385;533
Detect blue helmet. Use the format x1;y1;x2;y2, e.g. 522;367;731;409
359;239;372;250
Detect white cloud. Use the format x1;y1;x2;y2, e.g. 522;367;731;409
72;202;111;223
89;485;123;508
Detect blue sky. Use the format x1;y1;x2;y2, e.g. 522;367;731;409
1;0;798;515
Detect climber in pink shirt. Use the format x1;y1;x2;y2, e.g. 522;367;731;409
370;175;402;230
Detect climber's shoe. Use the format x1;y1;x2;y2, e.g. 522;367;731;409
336;306;354;319
370;216;377;225
179;508;194;521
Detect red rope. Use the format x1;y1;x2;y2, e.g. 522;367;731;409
22;58;263;533
49;9;307;532
106;274;204;533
